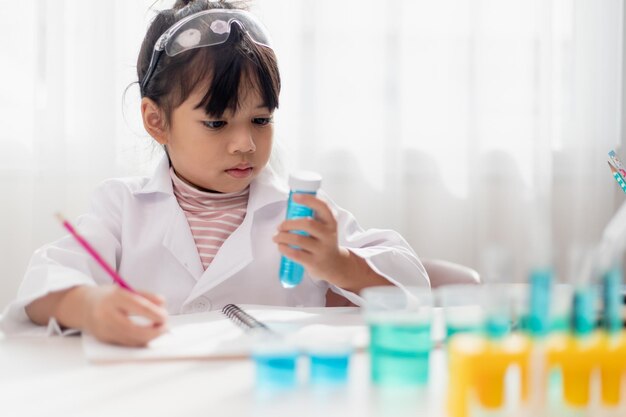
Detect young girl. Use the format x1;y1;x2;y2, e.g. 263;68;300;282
0;0;428;346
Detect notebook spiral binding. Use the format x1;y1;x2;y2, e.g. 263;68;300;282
222;304;271;332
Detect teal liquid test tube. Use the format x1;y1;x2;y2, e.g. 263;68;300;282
279;171;322;288
369;321;432;386
438;284;485;341
602;267;622;333
362;286;434;387
528;268;553;337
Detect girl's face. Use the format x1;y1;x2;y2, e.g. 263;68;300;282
158;84;274;193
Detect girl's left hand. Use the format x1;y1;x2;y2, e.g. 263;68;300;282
273;193;349;284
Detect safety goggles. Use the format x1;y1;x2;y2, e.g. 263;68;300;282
140;9;273;93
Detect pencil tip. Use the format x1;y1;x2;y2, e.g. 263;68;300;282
54;212;65;223
608;162;617;173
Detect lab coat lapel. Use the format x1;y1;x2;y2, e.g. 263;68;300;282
161;202;205;281
133;155;204;281
186;167;288;301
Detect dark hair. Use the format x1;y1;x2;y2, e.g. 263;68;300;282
137;0;280;124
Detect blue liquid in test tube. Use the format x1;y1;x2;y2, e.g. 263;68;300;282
252;348;299;389
308;349;352;385
279;171;322;288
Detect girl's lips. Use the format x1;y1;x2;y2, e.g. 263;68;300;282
225;167;253;179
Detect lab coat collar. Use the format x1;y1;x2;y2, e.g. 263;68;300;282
133;155;289;301
183;165;289;301
248;164;289;213
133;156;174;196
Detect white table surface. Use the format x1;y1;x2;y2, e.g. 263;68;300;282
0;309;448;417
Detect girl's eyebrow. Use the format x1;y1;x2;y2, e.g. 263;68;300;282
199;104;271;118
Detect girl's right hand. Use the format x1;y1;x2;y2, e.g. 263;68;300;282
80;285;168;347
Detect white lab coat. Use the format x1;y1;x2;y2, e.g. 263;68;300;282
0;156;429;335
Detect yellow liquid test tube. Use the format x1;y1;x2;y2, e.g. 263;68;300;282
546;332;604;407
447;334;487;417
473;334;531;409
599;331;626;406
447;333;531;417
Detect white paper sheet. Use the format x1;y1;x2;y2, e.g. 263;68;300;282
82;306;368;363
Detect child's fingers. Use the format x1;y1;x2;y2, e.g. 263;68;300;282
292;194;336;226
277;242;314;265
124;319;167;346
273;231;318;252
278;218;326;239
136;290;167;307
110;312;166;347
118;291;168;325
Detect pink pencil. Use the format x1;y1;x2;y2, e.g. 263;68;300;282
55;213;136;293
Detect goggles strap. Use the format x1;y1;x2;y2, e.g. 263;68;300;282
141;49;164;95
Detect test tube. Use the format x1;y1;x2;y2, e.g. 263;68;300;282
361;286;433;387
437;284;485;340
279;171;322;288
251;336;300;390
306;340;353;386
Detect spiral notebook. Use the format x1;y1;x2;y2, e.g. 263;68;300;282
82;305;367;363
221;304;273;333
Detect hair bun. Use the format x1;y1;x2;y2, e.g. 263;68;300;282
173;0;197;10
172;0;249;13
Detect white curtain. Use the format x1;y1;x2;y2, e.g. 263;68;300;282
0;0;623;309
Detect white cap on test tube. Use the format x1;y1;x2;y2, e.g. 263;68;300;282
288;171;322;192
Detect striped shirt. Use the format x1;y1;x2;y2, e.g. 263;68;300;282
169;168;249;270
